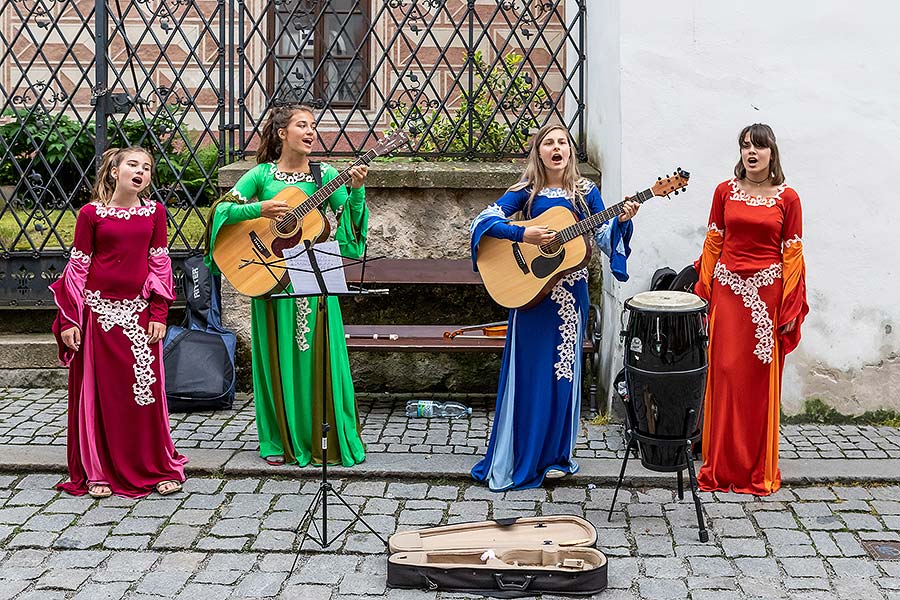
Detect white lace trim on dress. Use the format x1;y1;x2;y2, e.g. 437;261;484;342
69;249;91;264
728;179;786;208
93;202;156;219
83;290;156;405
270;163;317;185
713;262;783;364
295;297;312;352
551;268;588;381
148;247;169;257
782;234;802;250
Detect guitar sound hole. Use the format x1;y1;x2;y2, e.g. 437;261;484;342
275;215;299;236
540;239;561;255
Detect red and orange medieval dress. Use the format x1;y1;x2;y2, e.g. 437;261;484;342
49;200;187;497
694;179;808;495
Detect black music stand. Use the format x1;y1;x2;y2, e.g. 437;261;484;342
269;239;388;550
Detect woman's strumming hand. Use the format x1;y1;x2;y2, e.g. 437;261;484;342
523;226;556;245
260;200;290;220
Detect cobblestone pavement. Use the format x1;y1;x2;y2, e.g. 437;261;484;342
0;474;897;599
1;388;899;461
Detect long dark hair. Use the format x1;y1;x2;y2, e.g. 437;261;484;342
733;123;785;185
256;104;316;164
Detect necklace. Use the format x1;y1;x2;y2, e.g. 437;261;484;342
745;174;770;185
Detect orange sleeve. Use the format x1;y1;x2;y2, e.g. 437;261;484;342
779;189;808;355
693;183;727;300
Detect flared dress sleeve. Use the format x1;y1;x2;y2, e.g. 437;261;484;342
322;163;369;260
144;202;175;323
469;188;529;271
584;182;633;282
694;181;728;300
204;164;266;275
48;204;96;365
779;189;809;355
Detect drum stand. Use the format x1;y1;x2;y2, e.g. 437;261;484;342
607;407;709;543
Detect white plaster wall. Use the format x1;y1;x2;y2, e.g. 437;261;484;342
588;0;900;414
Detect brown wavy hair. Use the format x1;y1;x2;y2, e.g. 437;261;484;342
733;123;785;185
92;146;154;205
513;123;582;217
256;104;316;164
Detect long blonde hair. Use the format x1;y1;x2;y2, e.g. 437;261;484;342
92;146;154;206
513;124;582;217
256;103;316;164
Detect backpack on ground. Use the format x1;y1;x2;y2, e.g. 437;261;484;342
162;255;237;412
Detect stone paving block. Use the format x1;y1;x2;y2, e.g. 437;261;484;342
832;576;884;599
638;577;688;599
278;584;333;600
800;515;843;530
79;507;129;526
828;499;870;512
779;557;827;578
71;582;131;600
687;576;738;590
827;557;881;578
136;570;191;597
839;512;884;530
0;580;29;600
794;488;838;501
0;505;41;523
49;527;109;551
722;538;767;558
175;583;234;600
634;534;674;557
112;517;165;536
386;483;428;499
130;499;183;518
643;557;686;579
194;570;244;585
102;535;152;550
197;536;249;551
182;478;224;494
713;518;757;538
339;572;387;595
153;524;202;549
764;528;812;546
688;556;735;577
183;493;227;510
10;530;59;548
397;509;444;526
251;530;295;551
753;511;799;529
427;485;459;500
231;571;289;597
294;554;359;585
16;474;63;489
8;489;58;506
154;551;206;572
772;545;817;557
833;532;867;557
223;494;273;518
35;567;92;591
783;577;831;591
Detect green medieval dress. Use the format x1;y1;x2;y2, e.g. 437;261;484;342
205;162;367;466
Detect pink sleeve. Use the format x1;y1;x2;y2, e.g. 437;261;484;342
143;202;174;322
49;205;95;365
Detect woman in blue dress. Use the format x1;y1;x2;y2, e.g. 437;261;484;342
470;124;639;491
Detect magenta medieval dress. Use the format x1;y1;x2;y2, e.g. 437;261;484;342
49;200;187;497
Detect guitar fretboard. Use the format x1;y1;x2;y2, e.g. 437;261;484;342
556;187;655;243
289;149;377;220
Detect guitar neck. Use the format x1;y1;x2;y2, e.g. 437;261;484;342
290;150;376;219
556;187;654;243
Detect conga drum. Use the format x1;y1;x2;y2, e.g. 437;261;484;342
622;291;708;470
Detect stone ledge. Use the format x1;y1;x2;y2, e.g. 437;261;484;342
0;333;58;369
219;159;600;190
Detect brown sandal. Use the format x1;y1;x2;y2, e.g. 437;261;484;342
156;480;182;496
88;484;112;498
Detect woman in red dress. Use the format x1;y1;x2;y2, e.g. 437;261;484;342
49;147;187;498
694;124;808;495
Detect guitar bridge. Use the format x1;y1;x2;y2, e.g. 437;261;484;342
511;242;529;275
249;231;271;258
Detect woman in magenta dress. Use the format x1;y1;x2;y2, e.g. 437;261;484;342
49;146;187;498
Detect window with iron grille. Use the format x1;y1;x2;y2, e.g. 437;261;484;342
272;0;370;108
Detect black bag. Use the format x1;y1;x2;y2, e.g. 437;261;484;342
162;256;237;412
650;264;698;293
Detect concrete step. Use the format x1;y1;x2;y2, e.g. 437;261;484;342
0;333;67;388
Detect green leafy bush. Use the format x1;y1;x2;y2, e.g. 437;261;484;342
391;51;548;158
0;108;221;206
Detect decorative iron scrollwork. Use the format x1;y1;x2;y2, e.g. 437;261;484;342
11;81;67;111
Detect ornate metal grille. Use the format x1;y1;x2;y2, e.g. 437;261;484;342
0;0;585;306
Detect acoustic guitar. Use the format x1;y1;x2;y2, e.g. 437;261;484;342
476;169;690;309
212;130;408;297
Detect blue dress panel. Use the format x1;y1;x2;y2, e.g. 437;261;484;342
470;180;633;491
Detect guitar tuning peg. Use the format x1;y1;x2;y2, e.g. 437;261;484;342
674;190;679;195
657;177;662;181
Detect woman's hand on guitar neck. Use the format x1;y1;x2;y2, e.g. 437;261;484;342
349;165;369;189
618;200;640;222
260;200;290;221
523;226;556;245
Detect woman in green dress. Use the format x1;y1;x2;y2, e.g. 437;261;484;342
204;104;368;467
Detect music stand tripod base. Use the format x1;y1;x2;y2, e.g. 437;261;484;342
607;430;709;543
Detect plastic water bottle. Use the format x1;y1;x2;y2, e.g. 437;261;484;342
405;400;472;419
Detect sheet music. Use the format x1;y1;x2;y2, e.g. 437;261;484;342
283;241;349;295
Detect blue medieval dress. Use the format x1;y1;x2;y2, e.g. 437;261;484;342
470;180;632;491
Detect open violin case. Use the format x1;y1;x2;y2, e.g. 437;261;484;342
387;515;608;597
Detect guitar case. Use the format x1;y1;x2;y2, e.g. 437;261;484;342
387;516;607;598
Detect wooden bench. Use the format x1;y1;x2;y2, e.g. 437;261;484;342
341;258;604;412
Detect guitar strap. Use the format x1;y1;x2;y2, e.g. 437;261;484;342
309;161;323;188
